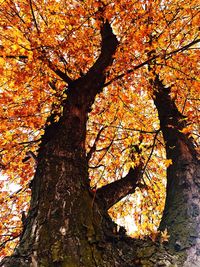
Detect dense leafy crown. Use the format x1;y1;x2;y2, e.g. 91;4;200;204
0;0;199;257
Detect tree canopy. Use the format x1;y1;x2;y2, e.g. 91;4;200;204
0;0;199;259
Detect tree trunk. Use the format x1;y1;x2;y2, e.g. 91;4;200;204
153;76;200;266
14;107;109;266
0;20;121;267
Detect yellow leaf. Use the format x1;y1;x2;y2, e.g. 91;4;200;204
12;44;18;51
160;229;170;243
179;125;192;135
164;159;172;168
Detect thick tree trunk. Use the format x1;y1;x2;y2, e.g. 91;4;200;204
153;76;200;266
2;98;112;266
15;111;108;266
0;20;121;267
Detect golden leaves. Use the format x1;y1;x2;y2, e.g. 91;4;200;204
149;228;170;243
0;0;199;258
163;159;173;168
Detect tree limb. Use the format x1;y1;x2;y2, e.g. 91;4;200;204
68;20;119;107
0;54;28;61
104;38;200;88
0;234;20;250
95;164;143;210
87;20;119;77
29;0;40;33
43;57;73;84
142;129;160;175
86;126;107;161
153;75;198;161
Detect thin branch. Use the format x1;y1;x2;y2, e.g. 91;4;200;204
86;126;107;161
104;38;200;87
88;164;105;169
34;2;48;26
93;136;115;168
29;0;40;33
18;139;41;146
0;54;28;61
142;129;160;175
8;0;26;24
165;38;200;58
0;234;20;250
0;52;72;84
104;55;157;87
89;122;158;134
43;57;73;84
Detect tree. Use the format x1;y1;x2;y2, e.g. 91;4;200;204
0;0;199;266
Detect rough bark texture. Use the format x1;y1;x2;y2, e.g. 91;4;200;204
96;165;142;210
153;76;200;266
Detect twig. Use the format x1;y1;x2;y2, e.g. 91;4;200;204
87;126;107;161
29;0;40;33
0;234;20;250
142;129;160;175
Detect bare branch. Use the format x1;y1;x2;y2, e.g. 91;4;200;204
89;122;158;134
68;20;119;107
22;151;38;164
87;20;119;76
153;75;199;161
165;38;200;59
0;54;28;61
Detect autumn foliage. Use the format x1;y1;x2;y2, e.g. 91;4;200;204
0;0;199;258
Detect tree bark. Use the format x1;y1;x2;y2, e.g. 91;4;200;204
153;76;200;266
96;165;142;210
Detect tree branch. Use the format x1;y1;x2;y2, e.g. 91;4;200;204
104;38;200;88
87;20;119;76
0;234;20;250
68;20;118;107
142;129;160;175
0;53;72;84
29;0;40;33
0;49;72;84
86;126;107;161
0;54;28;61
153;75;198;161
95;164;143;210
43;58;72;84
